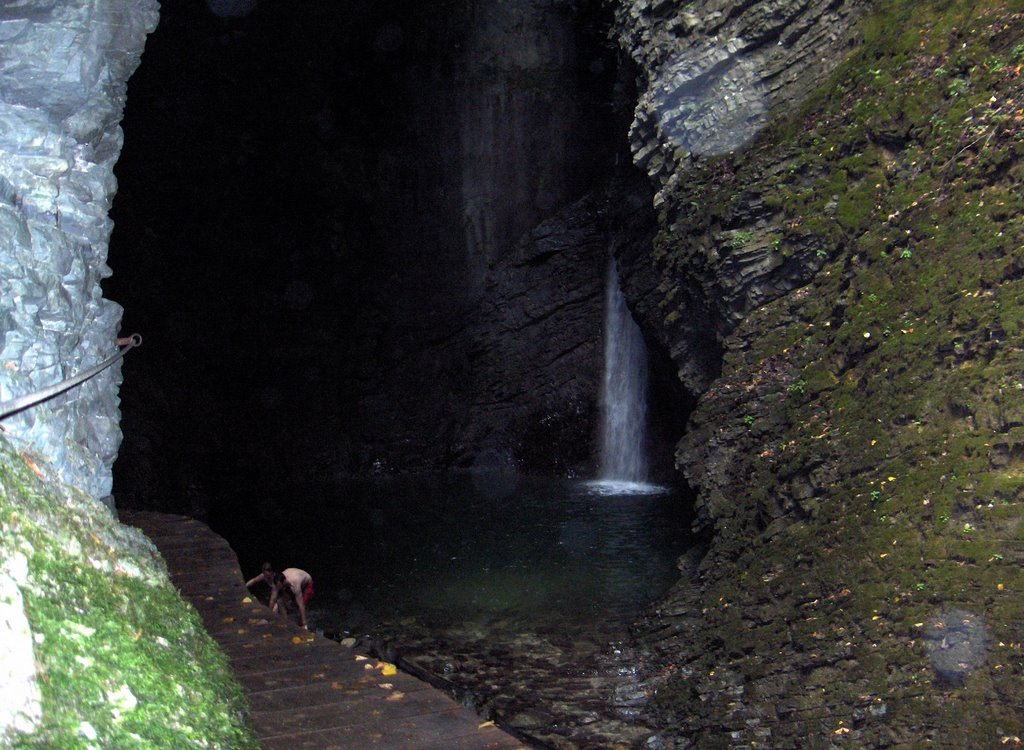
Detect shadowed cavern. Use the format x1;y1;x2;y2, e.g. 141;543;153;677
3;0;1024;748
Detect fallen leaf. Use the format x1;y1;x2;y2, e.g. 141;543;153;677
478;720;495;729
385;691;405;702
20;455;44;479
379;663;397;676
378;682;393;689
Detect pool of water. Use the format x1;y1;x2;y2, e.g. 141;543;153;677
220;472;692;746
229;473;689;632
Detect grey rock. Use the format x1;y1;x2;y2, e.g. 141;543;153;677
0;0;158;497
612;0;870;393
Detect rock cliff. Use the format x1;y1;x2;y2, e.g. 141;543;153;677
339;0;637;477
614;0;1024;746
0;4;260;747
0;0;158;499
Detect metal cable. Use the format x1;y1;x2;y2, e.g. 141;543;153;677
0;333;142;421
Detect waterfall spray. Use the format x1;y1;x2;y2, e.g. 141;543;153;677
587;258;665;495
598;258;649;482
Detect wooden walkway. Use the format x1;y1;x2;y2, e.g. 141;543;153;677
122;511;526;750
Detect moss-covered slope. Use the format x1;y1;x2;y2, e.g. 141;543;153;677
639;1;1024;746
0;435;258;749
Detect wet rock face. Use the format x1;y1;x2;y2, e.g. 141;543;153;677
618;0;868;196
0;0;158;497
340;0;635;476
350;188;651;478
613;0;869;393
459;195;610;475
618;0;1024;746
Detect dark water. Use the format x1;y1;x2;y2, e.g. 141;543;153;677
227;473;689;636
221;473;691;745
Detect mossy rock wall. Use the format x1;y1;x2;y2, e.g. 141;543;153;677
626;0;1024;747
0;435;258;748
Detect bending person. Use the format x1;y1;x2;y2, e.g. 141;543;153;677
245;561;275;591
269;568;314;630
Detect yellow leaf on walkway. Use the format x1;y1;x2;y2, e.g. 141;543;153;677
380;662;397;676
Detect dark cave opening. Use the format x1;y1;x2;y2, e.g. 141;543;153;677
101;1;706;744
106;0;695;518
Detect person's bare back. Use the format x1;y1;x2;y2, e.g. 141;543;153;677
246;563;314;630
271;567;314;629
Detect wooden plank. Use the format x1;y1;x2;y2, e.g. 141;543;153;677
120;511;527;750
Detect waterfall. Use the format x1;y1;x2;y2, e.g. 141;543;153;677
597;258;650;485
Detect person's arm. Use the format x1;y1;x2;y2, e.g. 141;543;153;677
269;585;280;613
245;574;262;588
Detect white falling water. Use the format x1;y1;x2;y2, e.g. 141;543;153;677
591;258;663;495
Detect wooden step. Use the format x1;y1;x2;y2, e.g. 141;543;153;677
121;511;526;750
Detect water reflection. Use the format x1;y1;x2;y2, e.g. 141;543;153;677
230;473;690;635
224;474;691;746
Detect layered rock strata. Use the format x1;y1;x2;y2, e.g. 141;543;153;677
342;0;635;476
0;0;158;498
615;0;1024;746
615;0;869;393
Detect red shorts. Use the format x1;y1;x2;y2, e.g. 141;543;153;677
302;578;314;606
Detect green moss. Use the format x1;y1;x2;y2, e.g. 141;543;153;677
0;437;258;749
647;0;1024;744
